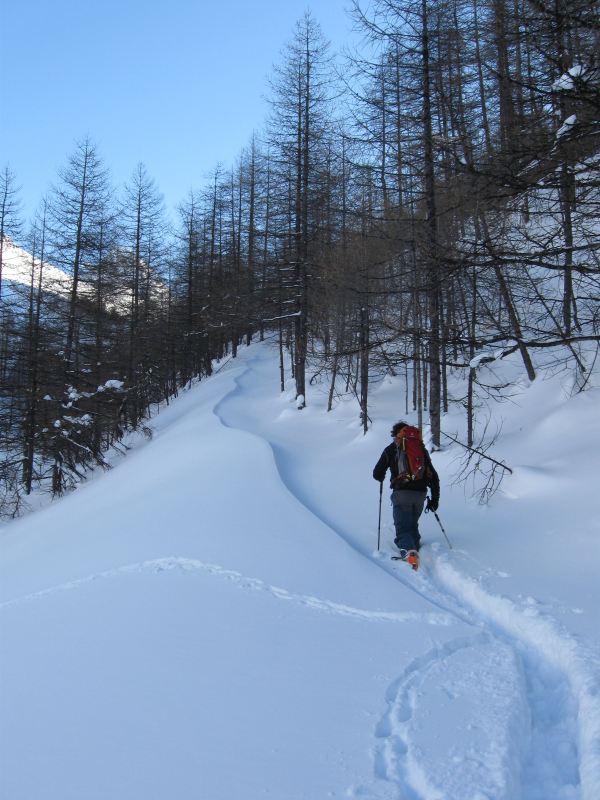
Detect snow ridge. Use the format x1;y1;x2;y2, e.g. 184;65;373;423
0;556;453;626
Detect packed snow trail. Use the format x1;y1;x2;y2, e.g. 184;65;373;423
1;342;599;799
215;344;600;800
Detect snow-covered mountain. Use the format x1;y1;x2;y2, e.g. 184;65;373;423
1;237;79;295
1;342;599;799
0;237;166;312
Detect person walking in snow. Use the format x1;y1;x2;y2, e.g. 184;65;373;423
373;421;440;562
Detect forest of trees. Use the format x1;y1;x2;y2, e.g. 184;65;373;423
0;0;598;515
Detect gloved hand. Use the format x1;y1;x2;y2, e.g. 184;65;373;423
426;496;438;513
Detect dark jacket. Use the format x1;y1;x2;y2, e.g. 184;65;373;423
373;442;440;506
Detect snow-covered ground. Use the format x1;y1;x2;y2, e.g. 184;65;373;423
1;342;599;799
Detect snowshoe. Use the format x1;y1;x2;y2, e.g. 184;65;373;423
391;549;420;570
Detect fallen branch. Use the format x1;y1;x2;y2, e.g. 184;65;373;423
441;430;513;474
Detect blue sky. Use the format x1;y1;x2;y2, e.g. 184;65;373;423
1;0;356;224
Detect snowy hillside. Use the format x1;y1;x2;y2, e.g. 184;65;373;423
1;342;599;800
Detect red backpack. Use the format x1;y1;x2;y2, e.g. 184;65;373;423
396;426;427;482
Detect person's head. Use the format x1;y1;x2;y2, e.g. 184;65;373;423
391;421;409;439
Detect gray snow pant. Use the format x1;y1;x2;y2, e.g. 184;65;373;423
391;489;427;552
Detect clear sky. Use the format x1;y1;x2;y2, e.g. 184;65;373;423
1;0;357;225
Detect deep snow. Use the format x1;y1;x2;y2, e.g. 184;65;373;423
1;342;599;799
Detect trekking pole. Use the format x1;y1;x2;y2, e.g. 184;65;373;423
433;510;453;549
377;481;383;551
425;499;453;549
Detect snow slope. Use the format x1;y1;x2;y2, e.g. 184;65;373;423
1;342;599;799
